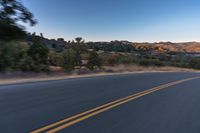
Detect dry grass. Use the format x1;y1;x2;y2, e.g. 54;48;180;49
103;65;198;72
0;65;198;85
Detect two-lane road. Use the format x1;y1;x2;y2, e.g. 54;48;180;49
0;72;200;133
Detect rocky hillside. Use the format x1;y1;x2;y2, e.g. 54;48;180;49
134;42;200;53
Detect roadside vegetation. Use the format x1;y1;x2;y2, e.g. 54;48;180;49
1;38;200;73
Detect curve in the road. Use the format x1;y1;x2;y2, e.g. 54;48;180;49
31;76;200;133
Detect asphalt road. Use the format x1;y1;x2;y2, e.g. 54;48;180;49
0;72;200;133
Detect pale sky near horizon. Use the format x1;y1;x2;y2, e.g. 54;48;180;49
23;0;200;42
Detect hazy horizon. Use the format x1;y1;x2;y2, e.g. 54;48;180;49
23;0;200;42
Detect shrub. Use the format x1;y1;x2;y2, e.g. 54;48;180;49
87;51;102;70
0;41;29;71
188;58;200;69
62;49;76;71
139;59;165;66
26;39;49;72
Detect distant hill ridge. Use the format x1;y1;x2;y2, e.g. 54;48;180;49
134;42;200;53
27;34;200;53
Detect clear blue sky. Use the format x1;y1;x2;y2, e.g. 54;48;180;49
23;0;200;42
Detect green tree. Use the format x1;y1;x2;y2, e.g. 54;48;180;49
106;54;119;66
70;37;86;67
0;41;16;71
87;51;102;70
48;50;64;66
0;41;29;71
62;48;76;71
75;37;84;44
26;39;49;72
0;0;37;41
188;58;200;69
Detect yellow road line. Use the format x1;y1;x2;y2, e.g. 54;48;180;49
31;87;152;133
31;81;170;133
47;90;156;133
31;77;199;133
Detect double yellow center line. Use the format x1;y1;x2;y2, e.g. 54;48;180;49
31;76;200;133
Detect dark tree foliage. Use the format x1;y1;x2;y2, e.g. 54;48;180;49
87;51;102;70
0;0;37;41
86;41;135;53
70;37;86;66
26;38;49;72
0;41;29;71
188;58;200;69
62;48;76;71
0;22;26;41
75;37;84;44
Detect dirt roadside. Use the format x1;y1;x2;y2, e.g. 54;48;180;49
0;66;199;85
